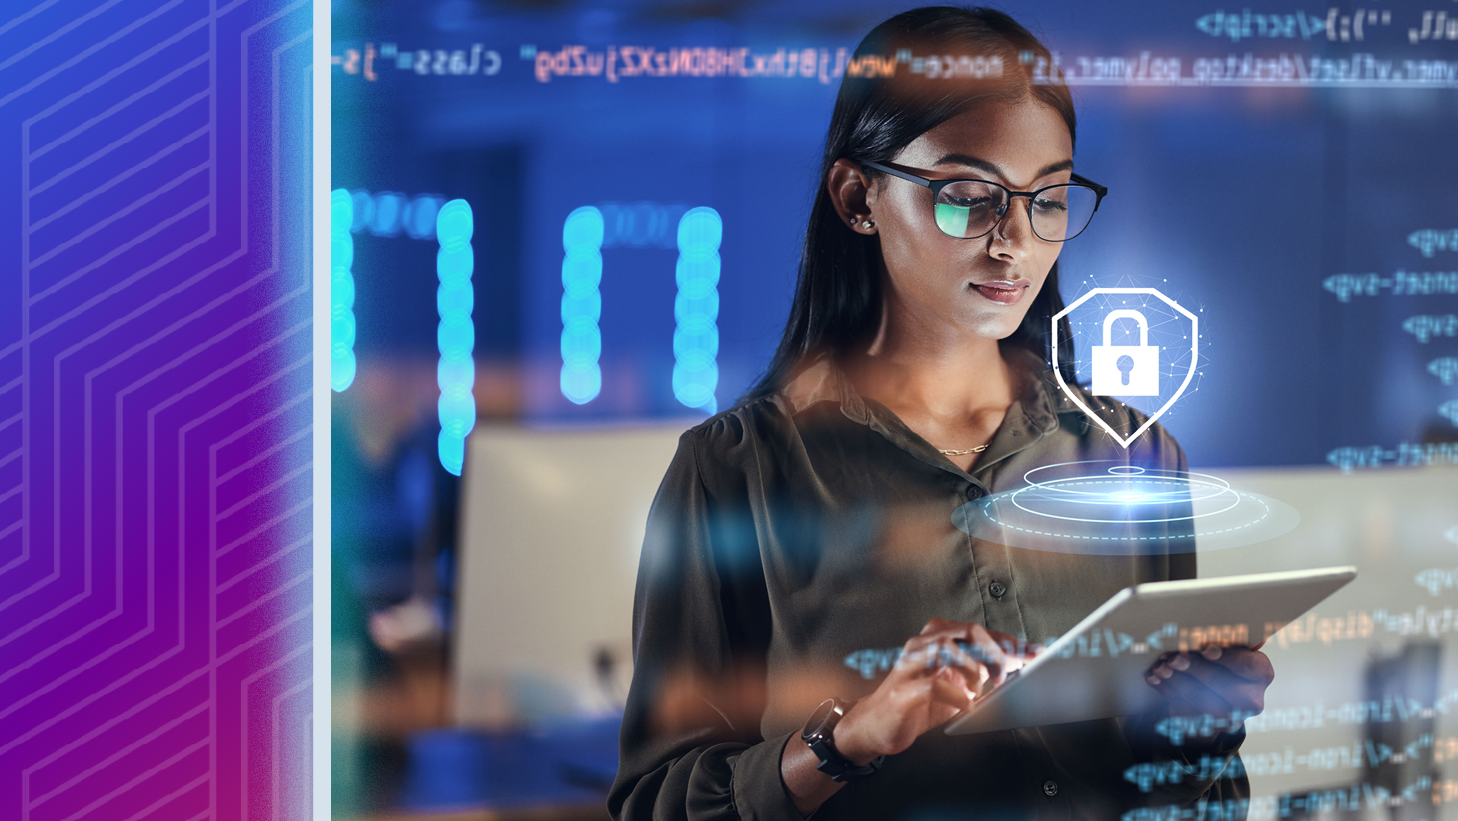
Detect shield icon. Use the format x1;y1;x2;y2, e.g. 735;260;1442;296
1051;287;1198;449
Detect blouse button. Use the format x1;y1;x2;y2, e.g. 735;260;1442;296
1043;780;1059;797
989;581;1007;599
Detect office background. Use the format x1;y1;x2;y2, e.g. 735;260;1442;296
327;1;1458;819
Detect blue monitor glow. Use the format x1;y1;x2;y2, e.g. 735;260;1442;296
331;0;1458;468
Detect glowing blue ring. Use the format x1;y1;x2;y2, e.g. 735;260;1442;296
1024;459;1231;486
979;493;1272;541
1007;478;1242;524
1023;461;1233;493
1011;477;1230;505
1018;475;1232;504
1021;460;1233;499
1014;478;1230;504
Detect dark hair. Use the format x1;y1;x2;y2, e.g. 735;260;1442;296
743;5;1080;402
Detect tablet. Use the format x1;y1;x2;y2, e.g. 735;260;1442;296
944;566;1358;736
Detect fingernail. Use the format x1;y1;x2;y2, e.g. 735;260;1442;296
1170;655;1191;671
1202;645;1223;660
1146;675;1161;686
1156;665;1174;679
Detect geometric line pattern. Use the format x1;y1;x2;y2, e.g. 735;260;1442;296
0;0;313;818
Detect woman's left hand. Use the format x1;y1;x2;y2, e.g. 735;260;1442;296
1145;644;1274;721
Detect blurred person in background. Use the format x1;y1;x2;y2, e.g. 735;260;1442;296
611;7;1272;820
333;361;460;661
332;362;462;814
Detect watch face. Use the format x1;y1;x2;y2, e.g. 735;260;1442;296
804;699;837;739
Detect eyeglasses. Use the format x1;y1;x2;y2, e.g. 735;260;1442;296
860;160;1108;242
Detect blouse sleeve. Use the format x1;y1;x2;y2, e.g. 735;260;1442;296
609;424;805;821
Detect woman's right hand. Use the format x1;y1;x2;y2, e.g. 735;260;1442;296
832;618;1033;764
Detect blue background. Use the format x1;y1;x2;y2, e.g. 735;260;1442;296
331;0;1458;468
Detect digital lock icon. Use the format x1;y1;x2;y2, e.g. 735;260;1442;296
1091;309;1160;396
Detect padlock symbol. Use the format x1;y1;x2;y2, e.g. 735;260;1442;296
1091;310;1160;396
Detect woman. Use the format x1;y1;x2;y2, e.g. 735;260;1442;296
610;7;1272;820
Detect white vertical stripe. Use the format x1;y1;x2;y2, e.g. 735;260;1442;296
310;0;331;817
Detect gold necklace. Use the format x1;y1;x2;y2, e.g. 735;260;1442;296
937;443;990;455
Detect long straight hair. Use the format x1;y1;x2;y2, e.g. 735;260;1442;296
743;6;1081;402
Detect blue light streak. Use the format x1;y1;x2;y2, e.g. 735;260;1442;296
436;199;475;475
560;206;604;405
330;188;357;392
346;190;446;239
672;207;721;413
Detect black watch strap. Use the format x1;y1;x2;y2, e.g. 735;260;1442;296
801;699;885;782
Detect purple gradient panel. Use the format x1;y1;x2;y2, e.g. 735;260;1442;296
0;0;315;819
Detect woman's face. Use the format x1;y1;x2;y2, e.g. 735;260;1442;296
861;96;1074;343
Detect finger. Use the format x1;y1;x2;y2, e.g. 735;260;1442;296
1150;651;1249;681
898;632;968;667
893;642;933;673
1176;654;1256;688
927;639;990;679
984;628;1028;652
964;646;991;691
1177;656;1268;714
904;623;980;654
1147;656;1180;681
968;625;1009;683
895;636;951;671
900;624;989;675
920;618;965;635
1167;655;1250;695
1161;653;1270;713
901;624;1006;685
1149;680;1212;718
909;638;954;671
990;633;1038;662
1204;647;1275;683
949;638;1002;669
938;638;991;693
929;666;976;711
1152;670;1236;717
1146;660;1189;714
1145;674;1204;718
1161;690;1210;719
897;638;986;694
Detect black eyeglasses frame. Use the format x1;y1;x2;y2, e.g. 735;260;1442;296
858;160;1109;242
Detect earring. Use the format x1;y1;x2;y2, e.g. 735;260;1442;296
862;220;874;229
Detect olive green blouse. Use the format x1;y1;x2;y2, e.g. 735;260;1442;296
609;350;1247;821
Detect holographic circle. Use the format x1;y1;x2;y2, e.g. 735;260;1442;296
953;460;1299;555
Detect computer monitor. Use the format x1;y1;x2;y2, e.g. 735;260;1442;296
451;423;687;726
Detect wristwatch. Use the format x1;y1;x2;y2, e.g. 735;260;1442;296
800;698;885;782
